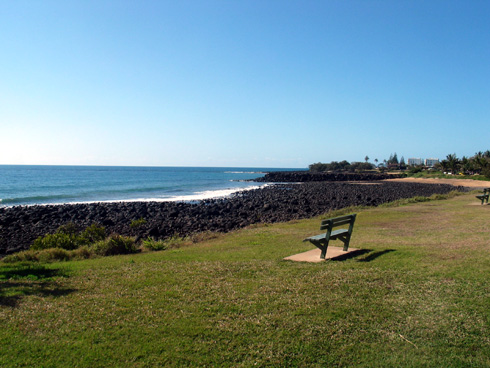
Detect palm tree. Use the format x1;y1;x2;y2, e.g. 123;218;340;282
439;160;449;173
446;154;459;174
461;156;472;174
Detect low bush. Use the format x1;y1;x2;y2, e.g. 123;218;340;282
409;166;423;174
482;167;490;179
130;218;147;228
38;248;70;263
81;224;106;243
92;235;139;256
31;232;79;251
2;246;97;264
142;237;168;251
161;235;186;249
56;222;79;236
31;223;106;251
2;250;40;263
71;246;94;260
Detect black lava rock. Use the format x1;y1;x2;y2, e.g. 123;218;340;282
0;181;466;256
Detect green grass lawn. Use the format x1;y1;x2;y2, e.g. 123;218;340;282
1;193;490;367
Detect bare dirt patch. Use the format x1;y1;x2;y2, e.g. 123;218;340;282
384;177;489;189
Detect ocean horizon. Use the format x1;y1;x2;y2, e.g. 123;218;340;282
0;165;305;207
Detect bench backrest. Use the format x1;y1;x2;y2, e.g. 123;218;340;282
320;214;357;233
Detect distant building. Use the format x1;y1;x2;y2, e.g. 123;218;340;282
425;158;439;167
407;158;423;166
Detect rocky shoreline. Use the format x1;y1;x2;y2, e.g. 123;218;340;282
0;178;466;256
254;171;398;182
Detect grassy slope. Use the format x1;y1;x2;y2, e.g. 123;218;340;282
1;193;490;367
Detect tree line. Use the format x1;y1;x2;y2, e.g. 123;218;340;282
309;150;490;178
438;151;490;176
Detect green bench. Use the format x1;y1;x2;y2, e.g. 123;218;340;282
303;214;357;259
476;188;490;205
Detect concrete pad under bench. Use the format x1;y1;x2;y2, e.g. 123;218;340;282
284;246;362;263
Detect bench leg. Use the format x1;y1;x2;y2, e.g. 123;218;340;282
336;234;351;252
307;239;330;259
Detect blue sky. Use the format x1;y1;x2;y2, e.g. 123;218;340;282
1;1;489;168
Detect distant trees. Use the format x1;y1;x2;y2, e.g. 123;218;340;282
387;153;399;165
309;150;490;178
437;151;490;178
445;154;459;175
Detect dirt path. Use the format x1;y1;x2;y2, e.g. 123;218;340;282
384;177;490;189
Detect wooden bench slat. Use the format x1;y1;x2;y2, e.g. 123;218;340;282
305;228;348;242
320;215;356;230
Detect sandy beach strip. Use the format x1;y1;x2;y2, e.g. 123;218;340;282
384;177;490;189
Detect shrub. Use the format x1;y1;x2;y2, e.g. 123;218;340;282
142;237;168;251
162;235;185;249
2;250;40;263
409;166;423;174
2;246;96;264
130;218;147;228
31;223;106;251
56;222;79;236
71;246;94;260
482;167;490;180
92;235;138;256
31;232;79;251
80;224;106;243
38;248;70;263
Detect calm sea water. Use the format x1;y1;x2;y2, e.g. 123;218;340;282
0;165;302;207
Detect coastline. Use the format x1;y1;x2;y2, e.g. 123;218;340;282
0;184;270;209
0;180;469;256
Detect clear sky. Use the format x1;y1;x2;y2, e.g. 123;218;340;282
1;1;489;168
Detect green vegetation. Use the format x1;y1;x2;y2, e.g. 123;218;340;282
1;193;490;367
141;236;169;251
3;224;213;264
91;234;139;256
130;217;147;228
4;224;136;263
31;223;106;251
437;151;490;177
311;150;490;178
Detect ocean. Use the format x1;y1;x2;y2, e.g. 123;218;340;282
0;165;302;207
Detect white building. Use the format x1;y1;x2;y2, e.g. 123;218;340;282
425;158;439;167
407;158;423;166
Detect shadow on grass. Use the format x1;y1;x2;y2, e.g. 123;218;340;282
330;249;396;262
331;249;371;261
356;249;396;262
0;263;76;308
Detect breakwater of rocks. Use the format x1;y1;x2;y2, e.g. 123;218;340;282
254;171;398;182
0;181;466;256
